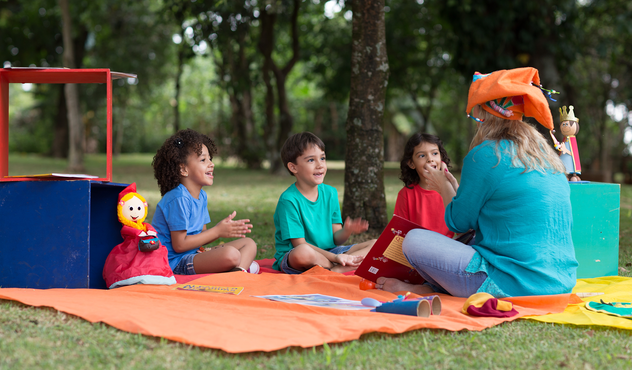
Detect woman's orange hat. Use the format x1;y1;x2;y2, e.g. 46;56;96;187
466;67;556;130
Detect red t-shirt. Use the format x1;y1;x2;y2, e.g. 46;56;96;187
394;184;454;238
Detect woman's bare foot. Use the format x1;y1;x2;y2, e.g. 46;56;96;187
375;277;434;295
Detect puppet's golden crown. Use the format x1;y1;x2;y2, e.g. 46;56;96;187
559;105;579;122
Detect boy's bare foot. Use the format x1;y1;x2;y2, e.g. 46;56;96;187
330;264;357;273
375;277;434;295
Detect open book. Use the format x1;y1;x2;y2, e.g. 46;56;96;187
354;215;426;285
4;173;99;179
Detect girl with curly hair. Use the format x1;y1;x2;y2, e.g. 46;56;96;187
151;129;258;275
394;133;457;238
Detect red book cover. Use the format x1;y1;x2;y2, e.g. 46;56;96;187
354;215;425;284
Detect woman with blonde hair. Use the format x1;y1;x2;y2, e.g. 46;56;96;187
377;68;578;298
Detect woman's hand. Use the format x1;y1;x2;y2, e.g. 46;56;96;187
444;164;459;193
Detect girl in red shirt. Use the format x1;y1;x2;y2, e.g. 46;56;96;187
394;133;458;238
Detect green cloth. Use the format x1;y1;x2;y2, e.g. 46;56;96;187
586;301;632;318
272;183;343;271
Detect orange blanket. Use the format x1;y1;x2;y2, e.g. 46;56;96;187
0;266;571;353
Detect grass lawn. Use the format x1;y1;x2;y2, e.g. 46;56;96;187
2;153;632;369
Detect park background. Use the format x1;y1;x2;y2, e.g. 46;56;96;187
3;0;632;369
3;0;632;181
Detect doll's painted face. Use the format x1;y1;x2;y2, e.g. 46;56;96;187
560;120;578;137
121;196;147;223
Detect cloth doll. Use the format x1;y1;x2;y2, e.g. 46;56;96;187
103;183;176;289
550;105;582;181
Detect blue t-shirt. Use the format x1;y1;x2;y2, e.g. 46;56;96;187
273;183;343;270
445;140;578;297
152;184;211;270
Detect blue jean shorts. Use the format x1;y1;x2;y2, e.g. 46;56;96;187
172;253;197;275
279;244;354;275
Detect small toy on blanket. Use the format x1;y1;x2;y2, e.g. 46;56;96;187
462;292;518;318
102;183;176;289
361;293;442;317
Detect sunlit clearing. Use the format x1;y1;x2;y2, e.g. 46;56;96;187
324;0;342;19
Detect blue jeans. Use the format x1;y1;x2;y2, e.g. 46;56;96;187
402;229;487;297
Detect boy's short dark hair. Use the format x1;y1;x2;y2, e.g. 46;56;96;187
280;132;326;176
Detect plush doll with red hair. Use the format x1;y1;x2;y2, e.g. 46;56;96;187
103;183;176;289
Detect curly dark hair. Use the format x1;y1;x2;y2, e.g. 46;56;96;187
399;133;451;188
152;129;218;196
280;132;325;176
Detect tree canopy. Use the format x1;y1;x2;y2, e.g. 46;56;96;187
1;0;631;184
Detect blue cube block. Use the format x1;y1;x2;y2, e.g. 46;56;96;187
0;180;127;288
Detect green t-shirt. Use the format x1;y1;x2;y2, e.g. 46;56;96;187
272;183;343;270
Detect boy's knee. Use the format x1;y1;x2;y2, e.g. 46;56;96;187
289;245;317;267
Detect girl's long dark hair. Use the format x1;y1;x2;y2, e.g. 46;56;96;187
399;133;451;187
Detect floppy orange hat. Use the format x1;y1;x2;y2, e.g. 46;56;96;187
466;67;556;130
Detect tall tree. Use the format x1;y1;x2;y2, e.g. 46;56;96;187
342;0;389;233
202;2;263;168
59;0;84;172
258;0;301;174
563;0;632;181
163;0;198;134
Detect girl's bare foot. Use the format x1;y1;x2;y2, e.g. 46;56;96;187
375;277;434;295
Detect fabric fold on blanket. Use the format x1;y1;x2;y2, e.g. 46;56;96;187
527;276;632;330
0;265;572;353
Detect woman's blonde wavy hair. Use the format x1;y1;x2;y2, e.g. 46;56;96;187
470;105;566;174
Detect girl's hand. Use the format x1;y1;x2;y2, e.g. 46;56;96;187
343;217;369;235
422;161;449;193
423;161;458;207
215;211;253;238
334;253;364;267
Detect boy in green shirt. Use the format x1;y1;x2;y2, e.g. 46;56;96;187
273;132;376;273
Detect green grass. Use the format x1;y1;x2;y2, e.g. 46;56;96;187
2;154;632;369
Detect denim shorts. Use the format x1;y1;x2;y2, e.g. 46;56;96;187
279;244;354;275
172;253;197;275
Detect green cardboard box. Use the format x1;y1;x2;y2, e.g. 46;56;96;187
570;182;620;278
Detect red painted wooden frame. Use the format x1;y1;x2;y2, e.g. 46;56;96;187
0;68;115;182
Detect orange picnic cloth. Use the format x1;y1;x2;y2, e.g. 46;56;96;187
0;267;572;353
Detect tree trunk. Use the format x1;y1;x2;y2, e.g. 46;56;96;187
342;0;389;233
52;85;68;158
215;22;260;169
173;32;185;134
272;72;293;174
59;0;84;172
258;0;300;174
114;99;127;156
